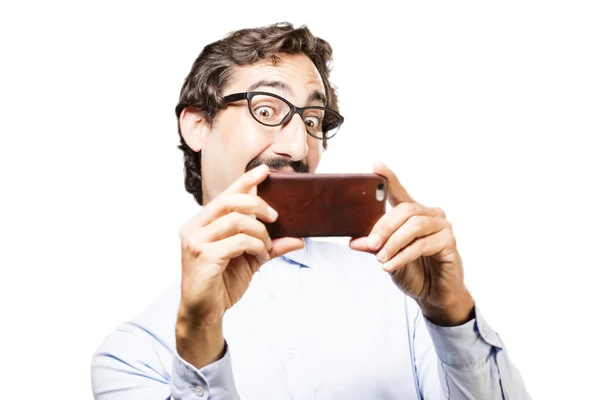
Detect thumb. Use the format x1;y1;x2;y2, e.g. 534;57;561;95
269;237;305;259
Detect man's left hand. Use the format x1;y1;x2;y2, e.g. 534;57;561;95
350;162;475;327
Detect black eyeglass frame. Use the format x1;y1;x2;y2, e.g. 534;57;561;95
222;91;344;140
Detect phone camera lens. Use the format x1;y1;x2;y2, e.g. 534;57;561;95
376;184;385;201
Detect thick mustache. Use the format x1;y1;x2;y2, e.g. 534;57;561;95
246;157;308;173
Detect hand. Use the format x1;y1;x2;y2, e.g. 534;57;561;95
350;162;474;326
176;164;304;367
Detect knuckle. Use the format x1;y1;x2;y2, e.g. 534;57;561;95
250;195;261;207
217;196;233;214
446;230;457;247
178;226;188;240
251;197;264;213
238;233;252;247
412;215;427;231
257;240;268;253
259;198;271;213
250;237;264;253
256;220;269;237
227;193;247;209
229;214;243;233
198;246;217;264
378;219;393;236
229;210;243;224
401;202;418;216
180;235;192;251
434;207;446;218
229;217;244;235
180;232;200;254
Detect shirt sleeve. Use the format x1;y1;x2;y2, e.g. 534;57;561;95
91;327;171;399
413;303;531;400
91;325;239;400
171;343;239;400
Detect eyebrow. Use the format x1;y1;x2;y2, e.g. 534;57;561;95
247;80;327;106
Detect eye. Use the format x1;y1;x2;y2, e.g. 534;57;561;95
254;106;275;119
304;116;321;129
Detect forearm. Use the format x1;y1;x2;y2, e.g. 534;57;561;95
175;311;225;370
172;312;239;399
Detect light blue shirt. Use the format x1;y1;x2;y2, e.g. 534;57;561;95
91;238;529;399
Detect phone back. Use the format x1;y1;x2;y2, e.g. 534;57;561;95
257;173;387;238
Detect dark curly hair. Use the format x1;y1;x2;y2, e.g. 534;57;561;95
175;22;339;205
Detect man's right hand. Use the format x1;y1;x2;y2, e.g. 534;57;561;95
175;164;305;369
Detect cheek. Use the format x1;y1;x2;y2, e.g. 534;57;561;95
307;138;323;172
218;110;271;161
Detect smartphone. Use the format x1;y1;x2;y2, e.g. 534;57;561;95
257;173;387;238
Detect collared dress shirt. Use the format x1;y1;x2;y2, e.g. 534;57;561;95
91;238;529;399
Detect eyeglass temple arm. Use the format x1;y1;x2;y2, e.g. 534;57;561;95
223;93;248;103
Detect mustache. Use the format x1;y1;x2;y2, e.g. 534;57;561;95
246;156;309;173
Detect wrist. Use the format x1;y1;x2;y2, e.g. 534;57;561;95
418;288;475;327
176;309;225;370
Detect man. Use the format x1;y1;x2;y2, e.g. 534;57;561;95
91;23;530;399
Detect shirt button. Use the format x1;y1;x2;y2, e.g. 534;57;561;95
480;325;488;338
193;385;205;397
269;290;282;300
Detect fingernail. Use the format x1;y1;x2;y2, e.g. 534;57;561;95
253;164;267;177
376;248;387;262
258;254;271;264
367;233;381;250
267;206;278;220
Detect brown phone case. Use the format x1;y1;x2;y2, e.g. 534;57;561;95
257;173;387;238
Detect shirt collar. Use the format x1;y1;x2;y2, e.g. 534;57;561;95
280;238;313;268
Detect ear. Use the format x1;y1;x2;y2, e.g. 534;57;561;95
179;107;210;152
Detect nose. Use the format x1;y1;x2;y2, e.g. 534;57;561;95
271;113;308;161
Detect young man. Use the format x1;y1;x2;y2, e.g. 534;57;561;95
91;23;530;399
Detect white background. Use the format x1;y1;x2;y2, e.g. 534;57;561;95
1;1;598;399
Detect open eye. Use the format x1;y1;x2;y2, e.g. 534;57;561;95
304;116;321;129
254;106;275;120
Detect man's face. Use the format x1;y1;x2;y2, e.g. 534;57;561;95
195;53;327;203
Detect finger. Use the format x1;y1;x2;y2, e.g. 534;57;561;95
223;164;270;196
372;161;414;207
431;207;447;219
269;237;305;259
196;212;272;251
180;164;271;233
189;193;278;229
375;215;450;264
382;228;454;272
367;202;439;251
205;233;271;264
349;236;373;253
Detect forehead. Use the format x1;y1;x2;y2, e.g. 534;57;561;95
226;53;326;97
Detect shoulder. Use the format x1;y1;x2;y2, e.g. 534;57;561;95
91;285;178;396
92;283;180;365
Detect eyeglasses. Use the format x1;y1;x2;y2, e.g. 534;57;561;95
223;91;344;140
